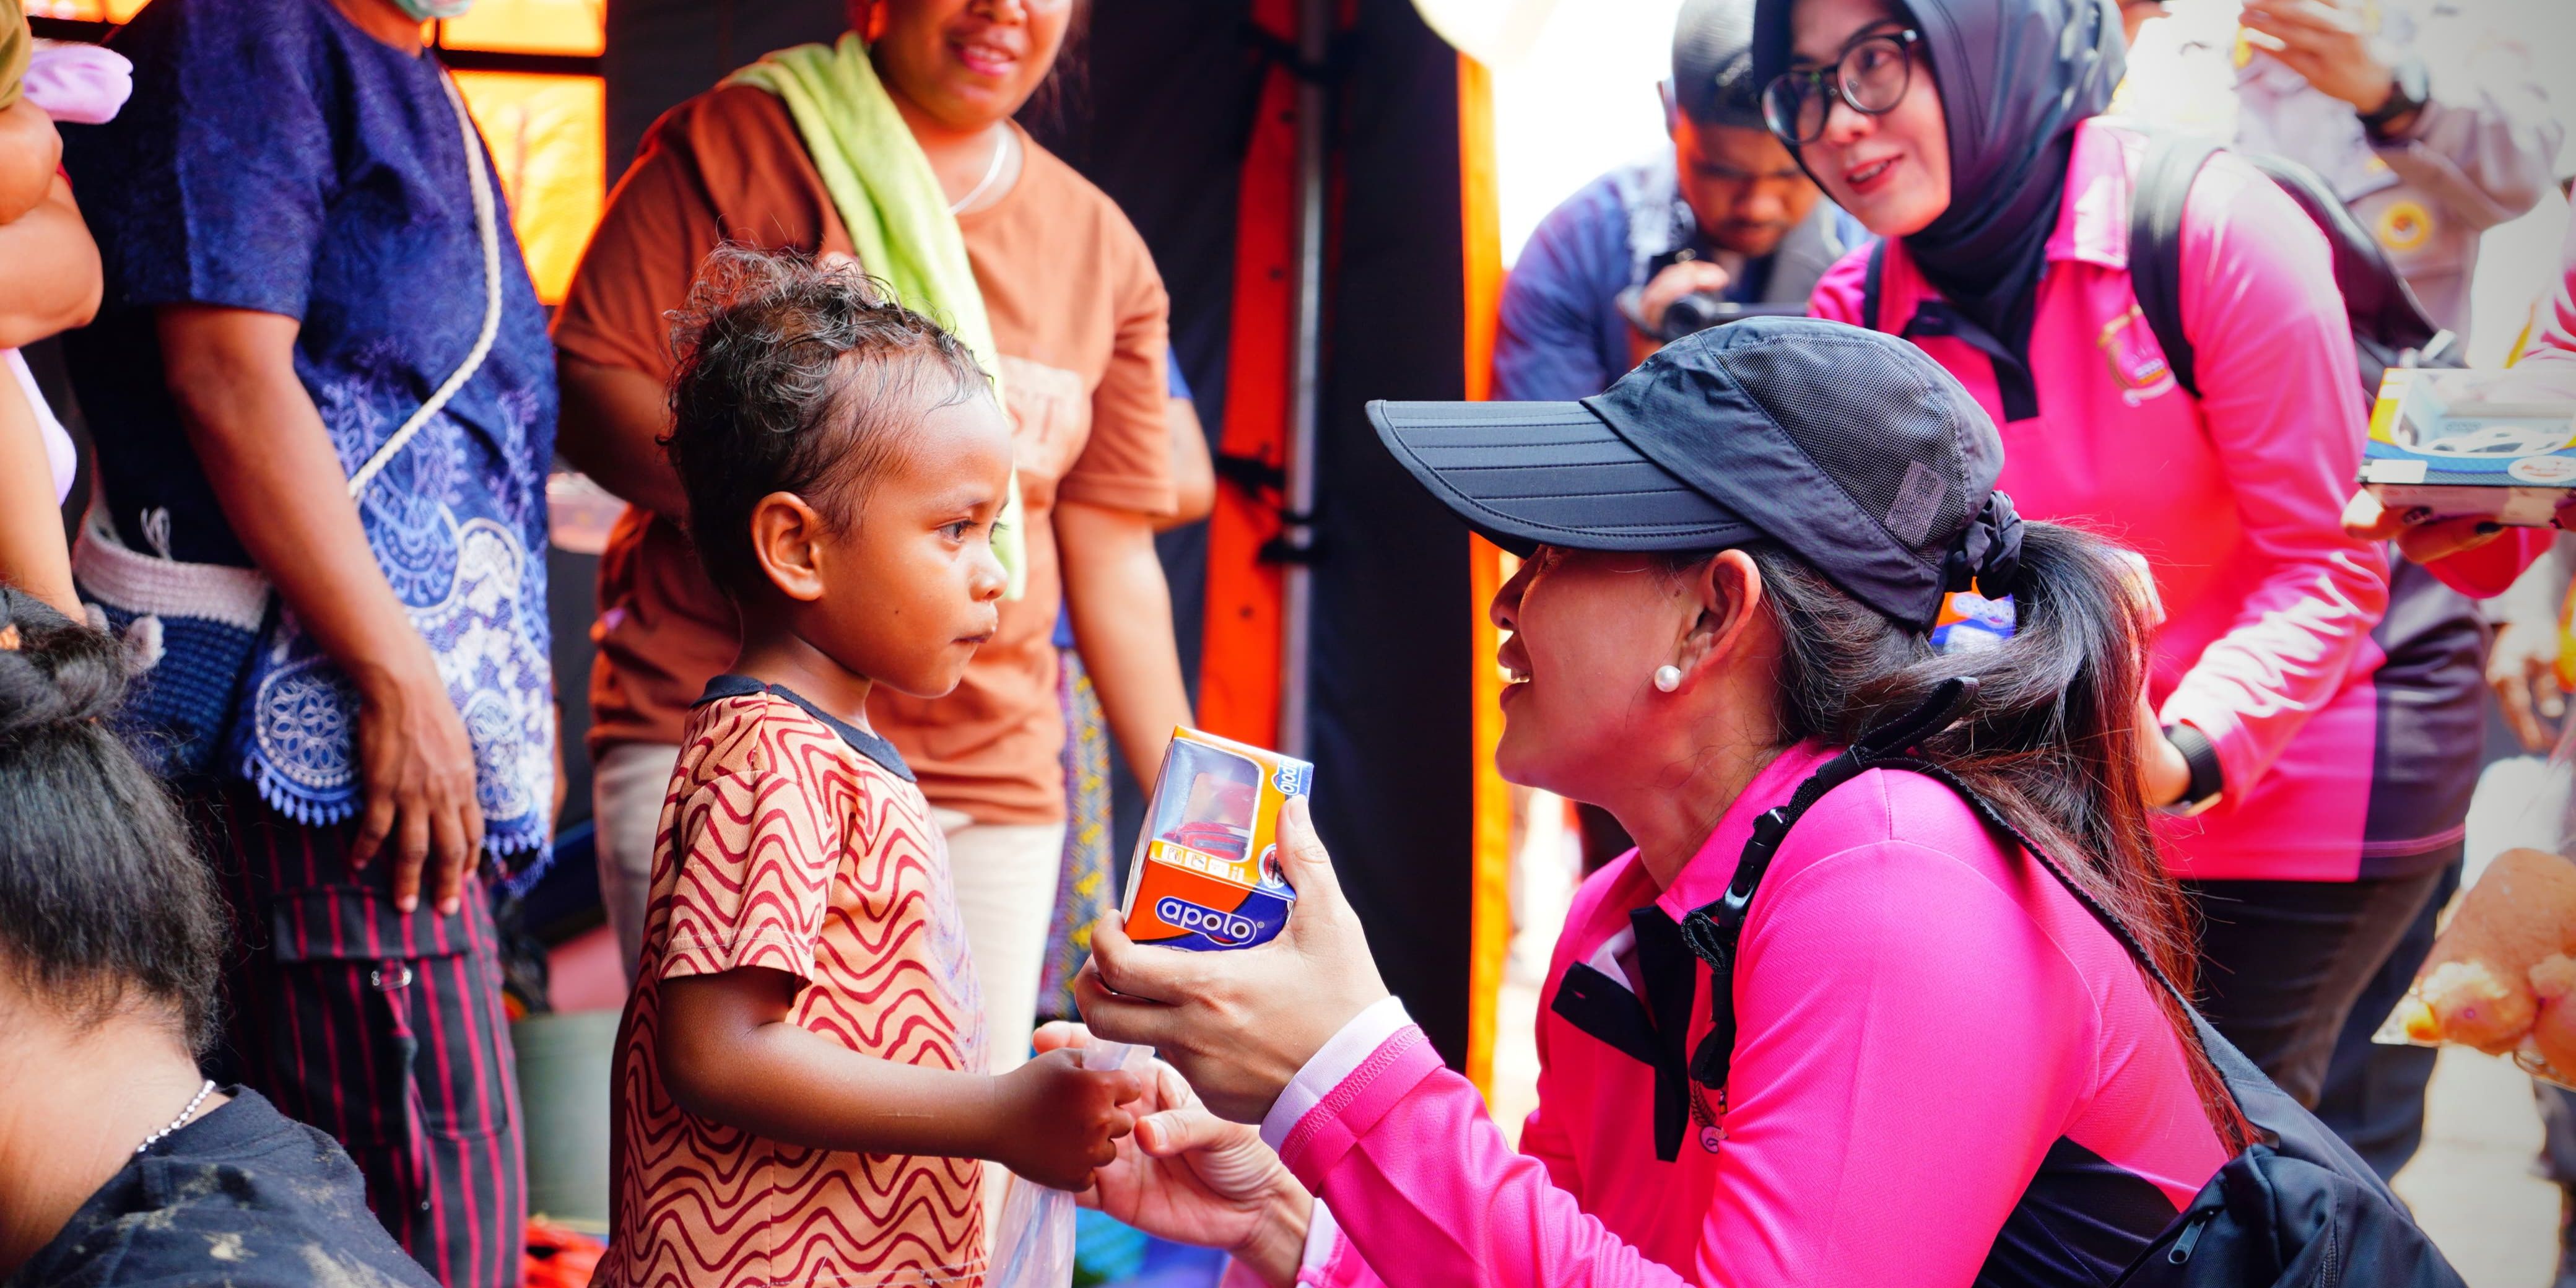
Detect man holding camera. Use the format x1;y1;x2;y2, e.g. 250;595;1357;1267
1491;0;1861;403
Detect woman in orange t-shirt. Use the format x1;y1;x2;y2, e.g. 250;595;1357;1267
552;0;1188;1068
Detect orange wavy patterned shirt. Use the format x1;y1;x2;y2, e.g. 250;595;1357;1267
601;678;989;1288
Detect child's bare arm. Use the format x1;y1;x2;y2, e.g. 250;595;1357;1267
0;370;76;615
658;965;1146;1191
0;100;61;227
0;176;99;349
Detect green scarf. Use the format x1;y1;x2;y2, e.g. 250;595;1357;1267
1;0;28;111
729;33;1025;598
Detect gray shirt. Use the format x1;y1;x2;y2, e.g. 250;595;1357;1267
2234;0;2562;342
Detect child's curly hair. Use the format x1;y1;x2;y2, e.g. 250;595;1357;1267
663;245;991;598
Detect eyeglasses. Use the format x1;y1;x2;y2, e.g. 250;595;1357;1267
1761;28;1921;147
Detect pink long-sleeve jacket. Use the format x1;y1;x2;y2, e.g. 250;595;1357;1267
1812;120;2395;882
1264;743;2226;1288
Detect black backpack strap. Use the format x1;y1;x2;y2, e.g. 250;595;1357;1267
1672;676;2213;1103
2127;133;2221;401
1871;756;2191;1007
1667;679;2409;1183
1860;238;1889;334
1676;677;1979;1088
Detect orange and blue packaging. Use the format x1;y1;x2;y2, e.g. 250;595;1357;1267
1120;727;1312;951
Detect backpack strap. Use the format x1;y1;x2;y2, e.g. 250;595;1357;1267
1675;677;1980;1088
1860;238;1889;334
2126;133;2220;402
1673;677;2216;1101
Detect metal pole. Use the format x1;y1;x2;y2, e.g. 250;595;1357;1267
1277;0;1330;759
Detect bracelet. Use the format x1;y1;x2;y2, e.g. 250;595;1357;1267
2162;723;2225;815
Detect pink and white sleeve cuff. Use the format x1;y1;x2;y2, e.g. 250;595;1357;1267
1260;996;1414;1152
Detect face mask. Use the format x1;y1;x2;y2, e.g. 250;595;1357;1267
388;0;474;20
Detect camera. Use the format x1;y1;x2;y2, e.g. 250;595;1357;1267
1618;287;1807;344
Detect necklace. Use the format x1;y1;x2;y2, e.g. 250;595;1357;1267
947;126;1014;214
136;1080;216;1155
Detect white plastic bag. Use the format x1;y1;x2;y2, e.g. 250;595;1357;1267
985;1039;1147;1288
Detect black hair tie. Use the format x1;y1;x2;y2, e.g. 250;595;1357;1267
1942;492;2025;599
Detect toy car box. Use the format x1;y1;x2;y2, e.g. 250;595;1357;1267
1120;727;1312;951
2357;366;2576;526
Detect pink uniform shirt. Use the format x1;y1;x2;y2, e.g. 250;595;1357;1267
1266;743;2226;1288
1812;120;2394;881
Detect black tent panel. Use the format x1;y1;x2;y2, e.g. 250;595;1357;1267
1305;0;1474;1068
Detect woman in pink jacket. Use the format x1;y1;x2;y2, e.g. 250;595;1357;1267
1768;0;2453;1111
1063;318;2242;1287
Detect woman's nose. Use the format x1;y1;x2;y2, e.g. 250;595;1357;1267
1490;564;1531;633
1820;92;1874;149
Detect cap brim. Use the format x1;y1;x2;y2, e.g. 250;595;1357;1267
1368;399;1760;557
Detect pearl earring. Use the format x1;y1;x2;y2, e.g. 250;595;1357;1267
1653;665;1682;693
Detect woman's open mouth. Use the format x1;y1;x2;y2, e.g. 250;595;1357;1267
1845;155;1898;193
952;36;1019;77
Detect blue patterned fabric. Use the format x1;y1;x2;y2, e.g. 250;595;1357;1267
61;0;559;873
87;599;263;779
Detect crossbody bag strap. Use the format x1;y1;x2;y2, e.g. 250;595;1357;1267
1868;755;2193;1010
1863;752;2269;1133
1673;676;2247;1121
346;68;503;499
1675;677;1982;1088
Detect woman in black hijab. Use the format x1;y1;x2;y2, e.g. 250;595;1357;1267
1759;0;2121;420
1760;0;2453;1123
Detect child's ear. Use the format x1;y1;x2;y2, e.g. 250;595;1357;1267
749;492;831;603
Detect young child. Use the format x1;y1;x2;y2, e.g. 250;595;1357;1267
600;248;1144;1288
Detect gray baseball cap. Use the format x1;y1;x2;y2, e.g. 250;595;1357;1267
1672;0;1767;130
1368;318;2021;629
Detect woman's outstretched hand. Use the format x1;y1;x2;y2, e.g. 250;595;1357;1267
1033;1023;1312;1286
2339;489;2505;565
1074;796;1390;1125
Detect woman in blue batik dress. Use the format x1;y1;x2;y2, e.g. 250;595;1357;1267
59;0;555;1284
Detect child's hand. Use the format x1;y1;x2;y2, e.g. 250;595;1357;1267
1037;1022;1312;1284
988;1048;1144;1191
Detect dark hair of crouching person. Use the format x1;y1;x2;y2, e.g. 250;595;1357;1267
0;589;436;1288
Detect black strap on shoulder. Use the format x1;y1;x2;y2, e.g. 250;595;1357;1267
1675;678;2214;1106
1675;677;1982;1088
1869;758;2192;1010
2127;133;2221;401
1861;238;1889;334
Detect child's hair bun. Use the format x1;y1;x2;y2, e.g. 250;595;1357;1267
0;585;230;1053
0;588;128;743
